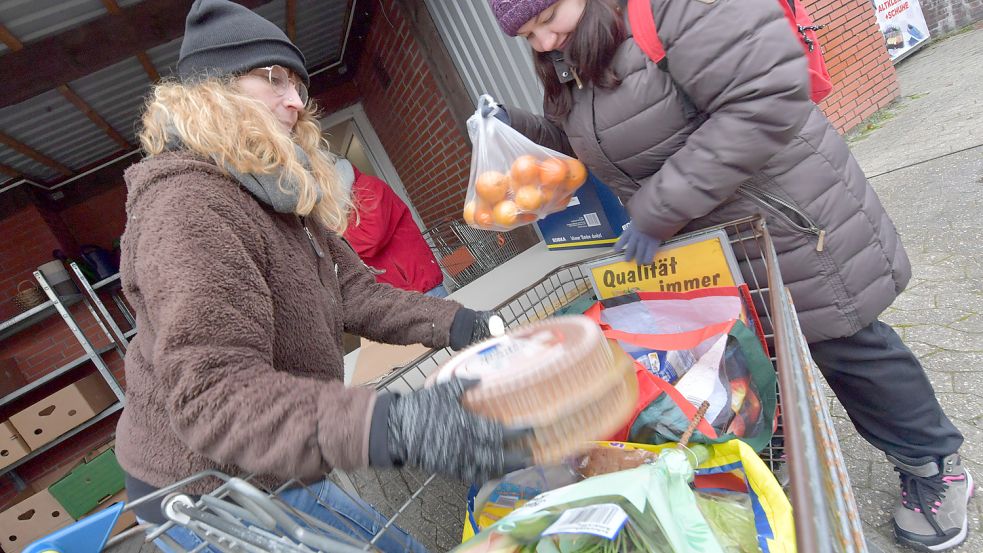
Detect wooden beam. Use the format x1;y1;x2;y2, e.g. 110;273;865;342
57;84;131;149
0;163;20;178
0;133;73;177
286;0;297;42
0;0;273;108
0;24;22;51
100;0;123;15
136;51;161;82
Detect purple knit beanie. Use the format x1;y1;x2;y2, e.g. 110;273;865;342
489;0;561;36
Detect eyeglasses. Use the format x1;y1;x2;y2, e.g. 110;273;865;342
248;65;309;105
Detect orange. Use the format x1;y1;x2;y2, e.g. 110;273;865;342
539;158;569;189
514;185;544;212
510;155;540;187
473;203;495;228
463;201;477;225
564;158;588;191
465;200;494;227
475;171;509;204
552;194;573;209
492;200;519;227
517;213;538;224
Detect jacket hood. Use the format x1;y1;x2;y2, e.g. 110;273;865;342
335;158;357;194
124;151;230;214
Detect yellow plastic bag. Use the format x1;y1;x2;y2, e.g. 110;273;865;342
462;440;796;553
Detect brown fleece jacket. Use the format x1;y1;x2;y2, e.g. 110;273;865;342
115;151;460;494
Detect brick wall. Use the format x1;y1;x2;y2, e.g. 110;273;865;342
921;0;983;35
354;0;472;227
808;0;902;132
314;80;361;115
59;184;128;252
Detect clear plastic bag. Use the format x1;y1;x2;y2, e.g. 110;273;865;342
463;95;588;231
456;454;727;553
694;491;762;553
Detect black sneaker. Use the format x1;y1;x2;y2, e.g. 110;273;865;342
887;453;975;552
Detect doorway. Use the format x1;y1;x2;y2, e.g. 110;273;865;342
321;104;425;230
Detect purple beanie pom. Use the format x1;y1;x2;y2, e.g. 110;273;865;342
488;0;561;36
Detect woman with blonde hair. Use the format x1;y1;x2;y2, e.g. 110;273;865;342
116;1;525;551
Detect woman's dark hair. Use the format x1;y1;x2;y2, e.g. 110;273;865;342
533;0;626;121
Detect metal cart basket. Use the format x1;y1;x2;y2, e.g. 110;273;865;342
29;217;868;553
422;219;521;290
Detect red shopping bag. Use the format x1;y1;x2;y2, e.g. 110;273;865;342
586;288;777;451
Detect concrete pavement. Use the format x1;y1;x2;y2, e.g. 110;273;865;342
840;25;983;553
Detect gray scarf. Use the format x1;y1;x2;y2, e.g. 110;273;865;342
165;128;322;213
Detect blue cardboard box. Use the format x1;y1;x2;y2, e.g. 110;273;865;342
535;172;629;250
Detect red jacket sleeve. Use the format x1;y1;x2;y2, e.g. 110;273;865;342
343;172;406;258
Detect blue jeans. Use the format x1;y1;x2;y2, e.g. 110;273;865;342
425;284;449;298
151;479;428;553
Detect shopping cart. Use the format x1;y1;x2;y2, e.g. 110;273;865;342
27;217;868;553
422;219;521;290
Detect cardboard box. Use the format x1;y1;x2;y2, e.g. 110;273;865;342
84;490;136;539
0;488;74;552
48;448;125;519
536;172;629;250
0;358;26;397
351;339;430;387
0;420;30;470
9;373;116;450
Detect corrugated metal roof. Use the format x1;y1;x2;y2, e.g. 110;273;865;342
0;146;59;183
424;0;543;115
69;57;154;144
0;88;120;172
254;0;287;32
1;0;120;44
146;36;183;79
0;0;350;184
295;0;348;68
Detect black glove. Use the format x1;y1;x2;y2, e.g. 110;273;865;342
478;94;511;125
614;222;663;264
369;379;530;483
449;308;504;350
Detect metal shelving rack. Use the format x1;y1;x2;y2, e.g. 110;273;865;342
69;264;135;352
0;267;128;487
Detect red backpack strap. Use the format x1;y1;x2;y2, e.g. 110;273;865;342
627;0;666;66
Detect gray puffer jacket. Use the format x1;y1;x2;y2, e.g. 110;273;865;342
509;0;910;342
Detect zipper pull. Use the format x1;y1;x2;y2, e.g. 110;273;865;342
816;229;826;252
301;218;325;258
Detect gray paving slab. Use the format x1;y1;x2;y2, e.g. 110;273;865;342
848;28;983;177
837;27;983;553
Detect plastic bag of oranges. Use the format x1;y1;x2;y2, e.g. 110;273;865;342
463;95;588;231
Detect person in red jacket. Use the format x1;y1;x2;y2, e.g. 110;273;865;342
339;159;448;297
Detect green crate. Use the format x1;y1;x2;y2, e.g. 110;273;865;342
48;448;125;519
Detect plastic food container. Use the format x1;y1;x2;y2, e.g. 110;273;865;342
434;316;637;463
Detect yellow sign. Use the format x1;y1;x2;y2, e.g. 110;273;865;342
589;234;739;299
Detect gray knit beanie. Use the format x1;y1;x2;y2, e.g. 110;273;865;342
178;0;309;86
489;0;561;37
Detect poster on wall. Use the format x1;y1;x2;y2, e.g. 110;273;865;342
873;0;931;61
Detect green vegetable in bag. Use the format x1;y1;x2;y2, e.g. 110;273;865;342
454;453;726;553
695;492;762;553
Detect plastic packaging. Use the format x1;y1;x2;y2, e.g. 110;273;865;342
455;454;726;553
695;492;762;553
463;95;588;232
433;316;638;463
572;446;661;479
